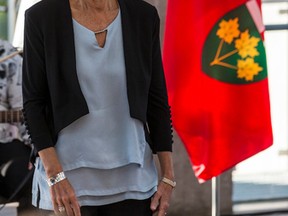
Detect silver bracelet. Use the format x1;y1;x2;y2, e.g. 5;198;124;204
161;177;176;188
46;171;66;187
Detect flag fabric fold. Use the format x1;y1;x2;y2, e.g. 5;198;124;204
163;0;273;182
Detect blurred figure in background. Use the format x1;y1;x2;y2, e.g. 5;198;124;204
0;39;32;208
12;0;41;50
12;0;40;50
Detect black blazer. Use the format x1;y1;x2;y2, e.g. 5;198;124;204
22;0;172;154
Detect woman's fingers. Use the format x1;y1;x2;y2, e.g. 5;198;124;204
151;181;173;216
50;179;80;216
150;191;160;212
69;195;81;216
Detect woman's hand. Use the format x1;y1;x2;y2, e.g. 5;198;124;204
150;180;174;216
38;147;81;216
151;151;175;216
50;178;81;216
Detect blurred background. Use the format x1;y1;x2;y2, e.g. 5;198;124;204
0;0;288;215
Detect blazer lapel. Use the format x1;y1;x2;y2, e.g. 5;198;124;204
61;0;87;98
118;0;140;102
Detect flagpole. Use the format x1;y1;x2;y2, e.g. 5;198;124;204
211;176;220;216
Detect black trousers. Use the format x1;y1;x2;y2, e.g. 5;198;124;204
81;198;153;216
37;198;153;216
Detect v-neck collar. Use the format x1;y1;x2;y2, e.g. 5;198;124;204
71;9;121;34
72;10;121;48
73;11;121;49
62;0;137;93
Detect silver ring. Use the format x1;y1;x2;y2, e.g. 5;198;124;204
58;206;66;213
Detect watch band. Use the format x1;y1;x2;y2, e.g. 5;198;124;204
46;171;66;187
161;177;176;188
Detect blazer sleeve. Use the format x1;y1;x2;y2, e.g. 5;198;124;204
146;8;173;152
22;11;54;153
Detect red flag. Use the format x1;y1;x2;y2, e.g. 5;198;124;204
163;0;273;182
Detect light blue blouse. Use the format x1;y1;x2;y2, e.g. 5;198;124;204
32;10;158;209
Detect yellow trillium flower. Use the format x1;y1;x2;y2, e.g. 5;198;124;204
216;18;240;44
237;58;263;81
235;30;260;58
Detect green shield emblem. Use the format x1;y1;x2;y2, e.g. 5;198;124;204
202;3;267;84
